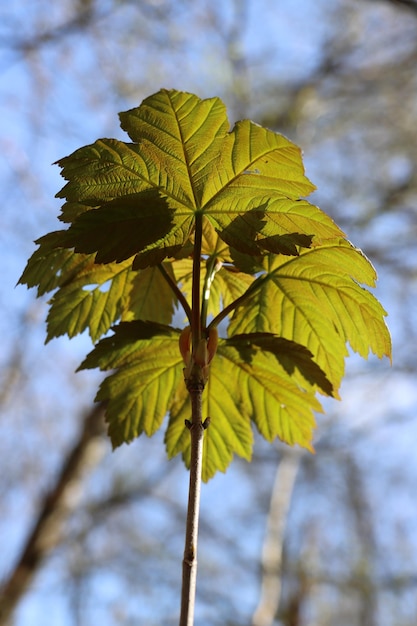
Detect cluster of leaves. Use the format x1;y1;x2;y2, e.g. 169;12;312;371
19;89;391;480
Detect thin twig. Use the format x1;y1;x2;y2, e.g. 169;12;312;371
191;213;203;345
157;262;192;324
200;255;220;330
180;389;205;626
207;273;265;330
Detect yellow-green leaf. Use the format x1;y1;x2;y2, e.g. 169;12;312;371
216;341;321;450
20;233;177;342
19;88;392;479
227;333;333;396
19;232;90;297
119;89;231;207
165;338;323;480
51;89;333;265
165;350;254;482
229;240;391;389
80;322;183;446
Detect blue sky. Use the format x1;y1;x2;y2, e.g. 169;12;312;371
1;1;417;624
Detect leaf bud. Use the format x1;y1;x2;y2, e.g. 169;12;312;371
179;326;192;366
206;327;218;364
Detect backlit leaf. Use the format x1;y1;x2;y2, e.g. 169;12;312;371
207;197;345;256
20;233;177;342
215;340;321;449
79;322;183;446
60;191;179;264
207;266;254;313
165;337;322;480
46;260;134;342
118;89;231;206
125;264;177;325
19;88;392;479
19;232;91;297
51;89;335;266
165;360;254;482
226;333;333;396
229;240;391;389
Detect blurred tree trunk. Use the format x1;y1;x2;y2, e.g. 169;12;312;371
344;455;378;626
0;404;106;626
252;450;301;626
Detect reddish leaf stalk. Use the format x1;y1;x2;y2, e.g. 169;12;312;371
157;263;192;324
191;212;203;347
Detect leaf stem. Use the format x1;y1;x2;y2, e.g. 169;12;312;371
191;213;203;345
207;273;266;331
157;263;192;324
200;255;219;331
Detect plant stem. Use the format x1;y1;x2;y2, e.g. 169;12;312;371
179;385;205;626
191;215;203;346
179;210;205;626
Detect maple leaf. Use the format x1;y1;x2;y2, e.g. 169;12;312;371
165;336;330;481
19;88;392;480
228;240;391;391
19;233;178;342
48;89;344;266
79;319;334;481
78;321;183;446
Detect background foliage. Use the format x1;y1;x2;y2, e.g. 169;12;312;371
1;1;417;625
